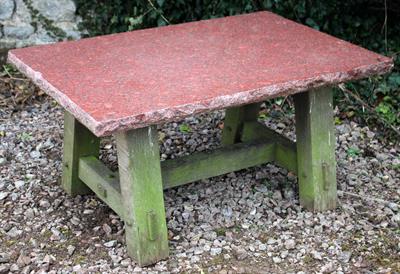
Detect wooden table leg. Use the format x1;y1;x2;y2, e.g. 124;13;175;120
115;126;169;266
62;111;100;195
294;87;337;211
222;102;261;145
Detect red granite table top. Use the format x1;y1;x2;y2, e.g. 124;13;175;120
8;11;393;136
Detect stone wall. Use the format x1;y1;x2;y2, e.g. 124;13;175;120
0;0;82;64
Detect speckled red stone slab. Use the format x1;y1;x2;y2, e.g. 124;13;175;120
8;11;393;136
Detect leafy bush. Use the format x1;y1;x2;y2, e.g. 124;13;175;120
74;0;400;139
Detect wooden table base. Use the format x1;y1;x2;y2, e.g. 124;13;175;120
61;87;337;266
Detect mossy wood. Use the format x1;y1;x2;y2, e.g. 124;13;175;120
78;156;123;217
294;87;337;211
62;111;100;195
78;139;276;200
221;103;261;145
162;140;275;188
115;126;169;266
241;121;297;173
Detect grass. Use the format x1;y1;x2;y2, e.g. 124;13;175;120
214;227;227;237
18;132;33;142
5;239;17;247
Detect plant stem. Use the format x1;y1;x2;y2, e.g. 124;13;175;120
338;83;400;137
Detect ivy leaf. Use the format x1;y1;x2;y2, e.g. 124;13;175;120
110;15;118;24
128;15;143;28
157;0;165;7
388;73;400;86
305;18;319;30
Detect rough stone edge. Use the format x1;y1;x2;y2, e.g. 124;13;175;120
7;51;101;133
7;51;393;137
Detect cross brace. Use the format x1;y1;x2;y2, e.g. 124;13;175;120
77;121;297;220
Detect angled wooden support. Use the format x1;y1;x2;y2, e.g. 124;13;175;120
62;111;100;195
78;156;124;217
241;121;297;173
115;126;169;266
221;103;261;145
294;87;337;211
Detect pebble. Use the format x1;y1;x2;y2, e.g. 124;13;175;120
210;247;222;256
67;245;76;256
391;214;400;225
120;258;131;267
38;199;50;208
233;247;248;260
191;255;200;263
102;223;112;235
280;250;288;258
16;253;30;267
14;180;25;189
42;254;52;264
272;257;282;263
204;231;217;241
0;253;9;264
0;265;9;274
6;227;22;238
338;251;352;263
110;255;122;264
284;239;296;250
9;264;19;272
388;202;398;212
29;150;41;159
0;192;8;200
0;158;6;166
104;240;117;248
312;251;323;260
320;262;335;273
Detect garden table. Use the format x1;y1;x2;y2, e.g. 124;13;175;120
8;11;392;266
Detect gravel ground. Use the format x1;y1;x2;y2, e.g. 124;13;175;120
0;76;399;273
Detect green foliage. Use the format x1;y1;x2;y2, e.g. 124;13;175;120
258;113;268;121
179;123;191;133
375;73;400;125
346;147;360;157
74;0;400;140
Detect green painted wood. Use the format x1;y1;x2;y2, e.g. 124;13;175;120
294;87;337;211
162;140;275;189
115;126;169;266
78;156;124;217
221;103;261;145
241;122;297;173
62;111;100;195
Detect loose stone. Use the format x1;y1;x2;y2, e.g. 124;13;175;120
284;239;296;250
104;240;117;248
67;245;76;256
